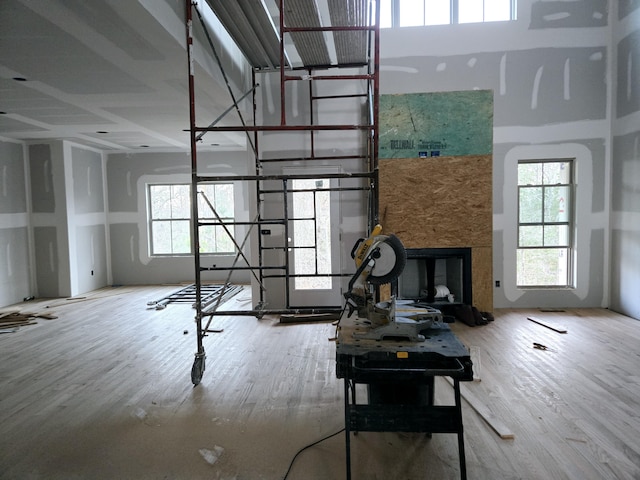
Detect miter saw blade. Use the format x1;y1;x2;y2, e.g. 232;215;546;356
367;234;407;285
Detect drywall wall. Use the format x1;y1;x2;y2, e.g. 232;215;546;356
379;0;611;308
29;142;71;298
0;139;31;306
106;150;251;285
610;3;640;320
0;141;27;214
33;226;59;298
529;0;608;29
70;146;108;293
72;147;104;214
24;141;109;299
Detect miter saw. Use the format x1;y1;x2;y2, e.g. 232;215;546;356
343;225;443;342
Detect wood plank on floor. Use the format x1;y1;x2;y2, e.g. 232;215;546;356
527;315;568;333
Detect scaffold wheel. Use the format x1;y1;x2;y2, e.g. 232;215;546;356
191;352;206;385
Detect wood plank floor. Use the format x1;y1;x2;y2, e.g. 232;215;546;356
1;286;640;479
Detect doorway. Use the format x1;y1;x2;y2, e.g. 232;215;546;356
286;167;342;308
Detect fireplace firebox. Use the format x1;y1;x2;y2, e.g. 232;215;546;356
393;248;472;306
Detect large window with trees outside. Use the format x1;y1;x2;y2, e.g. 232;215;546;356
517;160;573;287
379;0;517;28
148;183;235;255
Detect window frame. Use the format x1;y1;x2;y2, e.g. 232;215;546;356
147;182;235;257
381;0;517;28
516;159;575;288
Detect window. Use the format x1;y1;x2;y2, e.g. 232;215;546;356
291;178;332;290
517;160;573;287
148;183;235;255
380;0;516;28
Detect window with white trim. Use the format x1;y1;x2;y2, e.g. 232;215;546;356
517;160;573;287
148;183;235;255
379;0;517;28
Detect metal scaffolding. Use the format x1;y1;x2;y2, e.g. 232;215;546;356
185;0;380;385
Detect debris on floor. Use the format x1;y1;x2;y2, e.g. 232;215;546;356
0;309;58;332
132;407;148;421
199;446;225;465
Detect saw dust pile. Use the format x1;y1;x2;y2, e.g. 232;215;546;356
0;310;58;333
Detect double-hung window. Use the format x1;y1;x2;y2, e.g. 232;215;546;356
517;160;573;287
148;183;235;256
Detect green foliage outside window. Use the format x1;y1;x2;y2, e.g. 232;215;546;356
148;183;235;256
517;160;573;287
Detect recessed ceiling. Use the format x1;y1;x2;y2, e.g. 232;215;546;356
0;0;249;152
0;0;373;153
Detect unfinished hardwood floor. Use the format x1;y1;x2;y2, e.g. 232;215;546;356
1;286;640;479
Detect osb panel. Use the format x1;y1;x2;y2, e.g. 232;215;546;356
472;246;493;312
379;155;492;248
379;155;493;312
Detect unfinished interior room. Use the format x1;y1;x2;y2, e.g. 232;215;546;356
1;0;639;479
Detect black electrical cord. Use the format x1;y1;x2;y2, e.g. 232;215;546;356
282;428;346;480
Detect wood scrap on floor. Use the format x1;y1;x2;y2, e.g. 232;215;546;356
445;377;515;440
469;345;481;382
279;312;342;324
0;327;19;334
527;316;568;334
0;310;58;332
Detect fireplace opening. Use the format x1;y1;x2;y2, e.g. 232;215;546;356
393;248;472;306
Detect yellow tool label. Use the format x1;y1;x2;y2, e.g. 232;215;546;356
396;351;409;359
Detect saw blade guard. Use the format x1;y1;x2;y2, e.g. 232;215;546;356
365;234;407;285
344;228;407;319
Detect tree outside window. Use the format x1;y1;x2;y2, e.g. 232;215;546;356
517;160;573;287
148;183;235;255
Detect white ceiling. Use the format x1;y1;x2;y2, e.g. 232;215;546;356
0;0;372;153
0;0;251;152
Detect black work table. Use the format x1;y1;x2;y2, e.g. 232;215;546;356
335;315;473;480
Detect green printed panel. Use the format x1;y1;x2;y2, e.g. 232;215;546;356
379;90;493;158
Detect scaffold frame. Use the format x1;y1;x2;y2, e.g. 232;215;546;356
185;0;381;385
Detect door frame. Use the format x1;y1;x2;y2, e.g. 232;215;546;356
284;166;342;308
